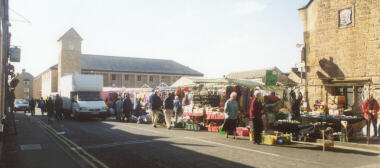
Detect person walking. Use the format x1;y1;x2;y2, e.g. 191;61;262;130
38;97;46;116
134;98;142;117
115;96;124;121
123;94;133;122
46;97;55;122
150;91;163;128
362;94;379;141
173;96;182;123
29;98;36;116
164;93;174;129
290;88;302;121
222;92;239;139
249;90;264;144
55;94;63;121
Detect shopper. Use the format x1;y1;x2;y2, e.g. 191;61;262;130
164;93;175;129
222;92;239;139
55;94;63;121
29;98;36;116
38;97;46;116
134;98;141;117
123;94;133;122
173;96;182;123
115;96;124;121
290;88;302;121
150;91;163;128
46;97;54;122
249;90;264;144
362;94;379;140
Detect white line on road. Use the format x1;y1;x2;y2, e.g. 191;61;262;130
184;137;280;157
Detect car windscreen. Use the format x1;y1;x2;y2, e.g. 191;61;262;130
78;92;103;101
15;100;28;104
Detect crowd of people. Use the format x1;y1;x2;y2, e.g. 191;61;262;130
23;95;64;122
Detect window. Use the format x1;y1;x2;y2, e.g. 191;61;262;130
149;76;154;82
137;75;142;81
23;79;30;86
124;75;129;81
24;88;29;93
111;74;116;80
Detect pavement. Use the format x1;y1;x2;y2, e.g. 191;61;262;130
2;109;380;168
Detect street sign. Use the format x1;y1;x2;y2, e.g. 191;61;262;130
265;70;277;85
10;47;21;62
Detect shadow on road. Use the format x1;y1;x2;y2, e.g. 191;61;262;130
46;117;256;168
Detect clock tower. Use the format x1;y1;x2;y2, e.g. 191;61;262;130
57;28;83;90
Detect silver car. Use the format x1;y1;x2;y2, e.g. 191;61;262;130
14;99;30;112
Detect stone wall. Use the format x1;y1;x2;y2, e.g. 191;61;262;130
299;0;380;105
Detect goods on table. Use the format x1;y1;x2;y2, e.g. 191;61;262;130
185;124;201;131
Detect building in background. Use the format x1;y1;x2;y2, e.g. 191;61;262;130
33;28;203;98
14;69;33;99
299;0;379;113
226;66;297;86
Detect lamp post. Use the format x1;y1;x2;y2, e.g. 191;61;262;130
296;43;310;111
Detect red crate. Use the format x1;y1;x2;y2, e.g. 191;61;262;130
236;128;249;136
208;126;220;132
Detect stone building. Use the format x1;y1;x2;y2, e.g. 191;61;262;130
14;69;33;99
33;28;203;98
299;0;379;112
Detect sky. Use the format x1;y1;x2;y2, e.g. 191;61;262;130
9;0;309;78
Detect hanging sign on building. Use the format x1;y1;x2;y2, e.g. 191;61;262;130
265;70;277;86
10;47;21;62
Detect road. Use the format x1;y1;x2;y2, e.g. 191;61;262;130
11;110;380;168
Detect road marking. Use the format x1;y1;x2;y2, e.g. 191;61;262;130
36;119;99;168
33;116;110;168
184;137;280;157
79;140;153;150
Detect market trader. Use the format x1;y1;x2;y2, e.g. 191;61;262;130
150;91;163;128
362;94;379;140
249;90;264;144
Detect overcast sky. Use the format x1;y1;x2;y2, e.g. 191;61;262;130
10;0;309;77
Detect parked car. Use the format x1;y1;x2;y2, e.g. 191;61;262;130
14;99;30;112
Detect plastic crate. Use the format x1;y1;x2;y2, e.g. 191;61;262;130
208;126;219;132
219;127;226;135
236;128;249;136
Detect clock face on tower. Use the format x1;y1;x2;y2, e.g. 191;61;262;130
68;44;75;51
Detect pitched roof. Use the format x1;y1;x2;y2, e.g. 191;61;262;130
226;67;282;79
57;28;83;41
39;54;203;77
81;54;203;76
298;0;313;10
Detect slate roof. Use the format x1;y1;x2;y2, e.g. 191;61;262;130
43;54;203;76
